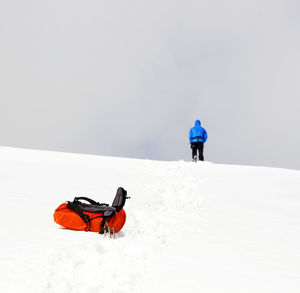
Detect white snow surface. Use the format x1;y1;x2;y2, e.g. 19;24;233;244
0;146;300;293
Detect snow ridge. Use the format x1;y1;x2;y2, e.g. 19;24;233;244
0;147;299;293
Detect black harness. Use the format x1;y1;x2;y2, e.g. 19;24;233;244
67;187;129;234
191;136;204;142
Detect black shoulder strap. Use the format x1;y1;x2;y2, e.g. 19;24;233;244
67;201;90;231
99;217;106;234
74;197;99;205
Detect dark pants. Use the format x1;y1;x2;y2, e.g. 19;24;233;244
191;142;204;161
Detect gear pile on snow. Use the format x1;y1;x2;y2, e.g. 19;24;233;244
53;187;129;236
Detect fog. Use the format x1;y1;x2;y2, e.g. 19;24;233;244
0;0;299;169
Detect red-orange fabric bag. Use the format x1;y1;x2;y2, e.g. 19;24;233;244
54;187;129;234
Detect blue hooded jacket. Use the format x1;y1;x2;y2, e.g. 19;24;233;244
189;120;207;143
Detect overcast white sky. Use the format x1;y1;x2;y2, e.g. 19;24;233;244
0;0;299;169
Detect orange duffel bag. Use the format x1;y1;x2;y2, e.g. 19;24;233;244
53;187;130;236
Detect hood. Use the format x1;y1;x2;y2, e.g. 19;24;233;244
195;120;201;126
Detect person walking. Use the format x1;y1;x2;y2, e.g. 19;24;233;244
189;120;207;162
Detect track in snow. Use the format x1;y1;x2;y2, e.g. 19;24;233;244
0;147;299;293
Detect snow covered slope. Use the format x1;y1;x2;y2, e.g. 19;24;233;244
0;146;299;293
